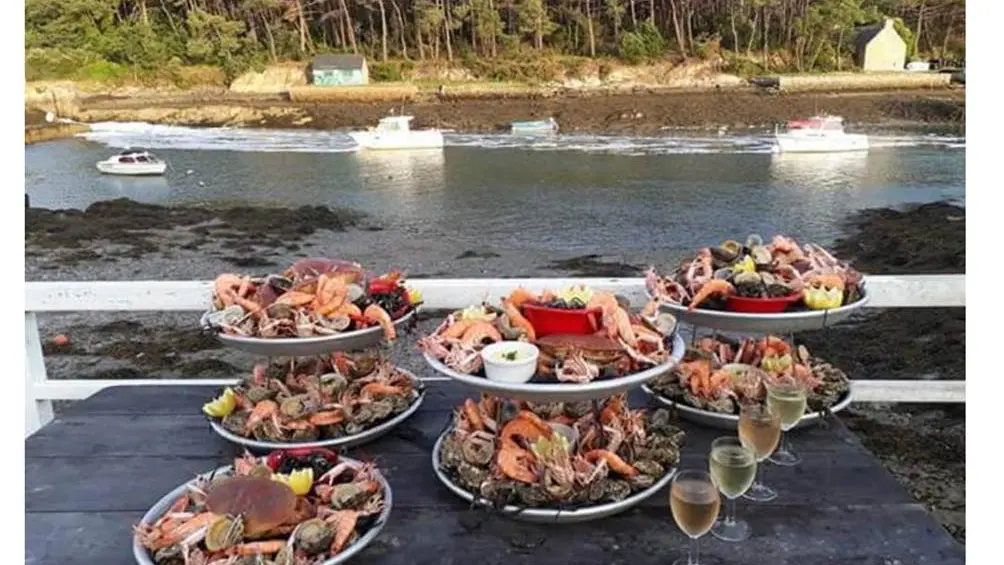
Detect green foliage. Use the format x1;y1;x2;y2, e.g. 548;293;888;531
23;0;965;85
369;60;416;82
618;22;666;63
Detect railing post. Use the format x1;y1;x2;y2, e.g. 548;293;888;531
25;312;53;437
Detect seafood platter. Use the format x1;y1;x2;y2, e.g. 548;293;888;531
432;394;684;523
418;285;686;402
642;336;852;430
202;258;421;356
203;351;425;451
646;234;869;332
133;449;392;565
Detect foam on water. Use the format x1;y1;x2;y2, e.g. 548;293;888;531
77;122;965;155
80;122;359;153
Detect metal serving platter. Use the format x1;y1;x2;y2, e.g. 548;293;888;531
133;456;392;565
649;289;870;334
423;333;685;403
208;368;425;452
640;384;854;431
201;309;415;356
431;430;676;524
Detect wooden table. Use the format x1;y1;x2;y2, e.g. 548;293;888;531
26;383;964;565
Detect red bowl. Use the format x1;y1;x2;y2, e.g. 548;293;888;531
265;447;340;471
726;292;804;314
521;303;603;337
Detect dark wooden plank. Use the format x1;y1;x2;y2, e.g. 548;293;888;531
26;504;964;565
53;382;865;451
27;408;857;459
26;440;911;514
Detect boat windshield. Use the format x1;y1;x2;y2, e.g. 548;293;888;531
376;118;410;132
135;156;149;162
119;156;136;163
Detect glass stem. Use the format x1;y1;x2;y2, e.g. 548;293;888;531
726;496;737;525
778;431;789;453
689;535;699;565
754;460;765;486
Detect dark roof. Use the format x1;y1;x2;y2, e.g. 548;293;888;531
312;54;366;71
855;20;891;51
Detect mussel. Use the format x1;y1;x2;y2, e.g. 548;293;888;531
710;239;743;263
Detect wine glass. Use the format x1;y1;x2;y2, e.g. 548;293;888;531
765;376;808;466
738;402;782;502
708;436;757;542
669;469;721;565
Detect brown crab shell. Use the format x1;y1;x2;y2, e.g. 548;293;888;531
535;334;625;361
205;476;298;537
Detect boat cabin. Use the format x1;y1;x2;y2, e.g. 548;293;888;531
111;150;161;164
785;116;845;131
374;116;414;132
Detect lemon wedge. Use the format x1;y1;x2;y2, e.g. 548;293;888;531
202;388;237;418
272;468;314;496
558;284;593;306
459;305;496;322
406;286;423;305
732;256;756;274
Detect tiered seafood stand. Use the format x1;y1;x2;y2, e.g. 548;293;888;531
26;255;965;565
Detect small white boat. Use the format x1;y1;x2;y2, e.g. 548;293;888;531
348;116;444;151
771;115;869;154
96;150;168;176
510;117;559;135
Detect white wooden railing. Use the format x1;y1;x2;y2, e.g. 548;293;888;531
24;275;966;437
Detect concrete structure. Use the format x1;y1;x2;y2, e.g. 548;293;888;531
310;54;369;86
855;19;907;71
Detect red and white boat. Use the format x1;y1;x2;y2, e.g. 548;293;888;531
771;115;869;154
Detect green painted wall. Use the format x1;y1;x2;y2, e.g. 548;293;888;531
312;69;365;86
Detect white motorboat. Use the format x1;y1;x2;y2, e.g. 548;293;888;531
771;115;869;153
96;150;168;176
348;116;444;151
510;117;559;135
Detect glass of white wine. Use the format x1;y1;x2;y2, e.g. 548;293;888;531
738;402;782;502
765;376;808;467
708;436;757;542
670;469;722;565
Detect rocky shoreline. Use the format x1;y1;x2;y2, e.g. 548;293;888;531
29;87;964;135
25;199;964;543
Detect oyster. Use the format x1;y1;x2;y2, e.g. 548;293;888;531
294;518;334;555
456;461;489;491
480;478;518;506
205;515;244;551
221;412;249;436
280;395;316;419
329;483;374;510
319;373;349;396
245;386;276;404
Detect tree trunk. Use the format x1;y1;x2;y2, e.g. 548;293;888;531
669;0;687;56
391;0;409;59
940;13;955;59
746;10;758;57
648;0;654;25
729;0;739;53
262;14;278;61
444;0;454;60
339;0;358;54
377;0;389;61
836;28;844;71
469;0;478;54
585;0;596;57
139;0;149;25
295;0;308;54
629;0;636;27
761;7;769;68
914;1;926;57
488;0;497;56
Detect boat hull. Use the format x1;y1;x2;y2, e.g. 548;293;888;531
772;133;869;153
348;130;444;150
95;162;167;176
